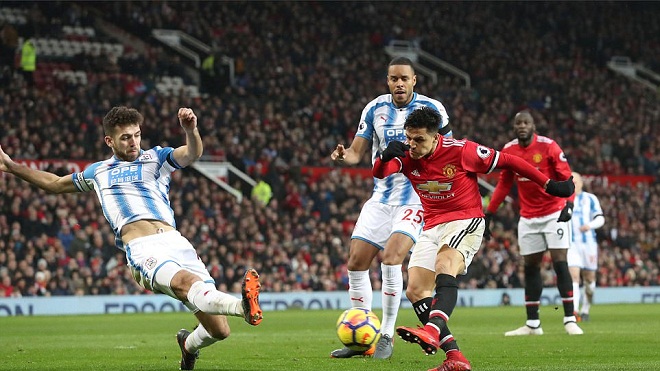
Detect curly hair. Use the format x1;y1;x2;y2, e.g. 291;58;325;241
102;106;144;136
404;106;441;133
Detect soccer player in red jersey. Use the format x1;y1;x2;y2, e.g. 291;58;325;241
373;107;574;371
485;110;583;336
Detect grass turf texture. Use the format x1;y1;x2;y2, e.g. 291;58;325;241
1;303;659;370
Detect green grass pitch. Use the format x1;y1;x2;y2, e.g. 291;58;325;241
1;303;659;370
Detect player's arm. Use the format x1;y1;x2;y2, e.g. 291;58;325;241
373;157;403;178
494;152;574;197
550;142;575;203
172;108;203;168
581;196;605;231
485;169;514;215
373;141;408;178
331;137;370;165
0;145;77;194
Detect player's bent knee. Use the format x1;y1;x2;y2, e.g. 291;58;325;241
198;313;231;340
208;326;230;340
405;283;431;302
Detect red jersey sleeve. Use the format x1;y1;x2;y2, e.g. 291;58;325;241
548;141;575;203
487;168;514;214
460;140;498;174
373;157;403;179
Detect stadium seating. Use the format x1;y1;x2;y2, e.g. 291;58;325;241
0;2;658;297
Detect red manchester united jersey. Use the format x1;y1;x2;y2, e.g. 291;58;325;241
487;134;573;218
398;138;498;230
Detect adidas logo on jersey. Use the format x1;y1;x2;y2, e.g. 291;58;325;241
411;170;420;177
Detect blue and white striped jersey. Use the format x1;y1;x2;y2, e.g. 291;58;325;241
71;146;182;250
356;92;451;206
571;191;604;245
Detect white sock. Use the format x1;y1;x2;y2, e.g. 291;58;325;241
187;281;242;316
380;263;402;337
185;324;218;353
526;319;541;328
572;282;580;313
348;270;372;309
582;282;595;314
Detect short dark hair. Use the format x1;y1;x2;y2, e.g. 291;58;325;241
404;107;441;133
102;106;144;135
388;56;415;74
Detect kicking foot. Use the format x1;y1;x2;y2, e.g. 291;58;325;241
242;268;263;325
396;326;439;355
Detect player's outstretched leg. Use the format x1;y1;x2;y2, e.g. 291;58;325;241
396;326;440;355
330;345;375;358
242;268;263;325
176;329;199;370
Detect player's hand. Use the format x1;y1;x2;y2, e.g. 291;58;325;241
178;108;197;131
544;176;575;197
483;212;493;241
557;202;574;222
380;141;409;162
332;144;346;162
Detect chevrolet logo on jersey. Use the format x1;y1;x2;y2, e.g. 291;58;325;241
417;181;452;194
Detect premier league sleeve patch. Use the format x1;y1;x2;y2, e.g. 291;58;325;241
477;145;493;159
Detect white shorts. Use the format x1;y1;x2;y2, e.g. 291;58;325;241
567;241;598;271
126;230;214;310
518;210;570;255
408;218;484;275
351;197;423;250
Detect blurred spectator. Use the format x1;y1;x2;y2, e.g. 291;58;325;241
0;22;19;68
19;36;36;86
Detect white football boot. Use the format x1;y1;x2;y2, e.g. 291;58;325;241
564;322;584;335
504;325;544;336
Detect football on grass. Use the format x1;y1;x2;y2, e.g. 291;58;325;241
336;307;381;351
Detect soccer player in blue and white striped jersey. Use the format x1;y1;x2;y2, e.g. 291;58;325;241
330;57;452;359
0;106;262;370
567;172;604;321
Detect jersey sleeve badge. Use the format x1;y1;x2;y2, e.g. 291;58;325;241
477;145;493;159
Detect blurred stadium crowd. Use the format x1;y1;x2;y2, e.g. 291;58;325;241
1;2;659;298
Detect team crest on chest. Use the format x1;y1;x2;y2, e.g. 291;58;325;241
442;164;457;178
532;153;543;163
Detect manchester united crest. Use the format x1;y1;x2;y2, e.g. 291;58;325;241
442;164;457;178
532;153;543;163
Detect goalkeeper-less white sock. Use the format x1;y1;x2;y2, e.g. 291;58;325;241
186;324;219;353
380;263;403;337
348;270;372;309
187;281;242;316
